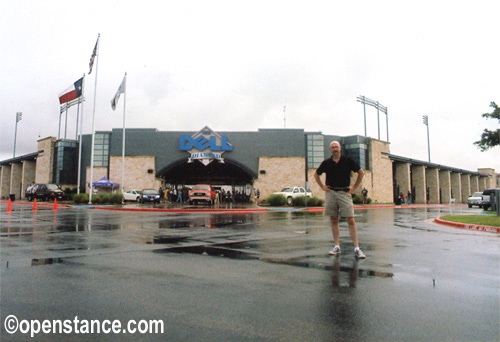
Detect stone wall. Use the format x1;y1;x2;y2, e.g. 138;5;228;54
22;160;36;199
478;168;495;189
470;176;479;193
253;157;306;200
426;168;439;204
0;165;11;199
395;163;411;197
10;163;22;199
412;165;426;204
35;137;56;184
439;170;451;204
461;174;471;201
109;156;160;192
450;172;462;203
368;139;393;203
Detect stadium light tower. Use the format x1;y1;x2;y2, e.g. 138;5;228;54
423;115;430;162
356;96;389;142
13;112;22;157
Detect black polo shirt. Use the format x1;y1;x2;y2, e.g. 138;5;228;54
316;156;361;188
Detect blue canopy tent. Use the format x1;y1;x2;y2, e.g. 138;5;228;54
92;177;119;193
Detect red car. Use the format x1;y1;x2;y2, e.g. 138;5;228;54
188;184;215;205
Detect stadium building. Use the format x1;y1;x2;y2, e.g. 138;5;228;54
0;125;497;204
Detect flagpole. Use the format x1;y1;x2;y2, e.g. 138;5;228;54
64;106;68;139
121;72;127;198
75;97;80;141
89;33;100;204
58;109;62;139
77;73;85;194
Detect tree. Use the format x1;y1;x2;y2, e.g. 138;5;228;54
474;102;500;151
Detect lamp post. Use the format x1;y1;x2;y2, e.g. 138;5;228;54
423;115;430;162
13;112;22;157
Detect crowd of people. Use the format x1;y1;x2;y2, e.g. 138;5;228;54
158;186;254;204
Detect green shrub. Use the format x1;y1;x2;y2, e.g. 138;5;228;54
266;194;287;206
307;196;324;206
110;193;124;204
292;196;307;206
72;193;89;204
352;194;363;204
92;193;109;204
291;196;324;207
91;194;101;204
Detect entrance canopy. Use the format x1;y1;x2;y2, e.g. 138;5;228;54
157;159;256;185
92;177;119;188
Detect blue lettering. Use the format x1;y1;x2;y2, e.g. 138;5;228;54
180;134;233;152
179;135;193;151
210;136;221;151
221;136;233;151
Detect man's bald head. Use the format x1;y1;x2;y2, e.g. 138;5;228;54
329;141;341;156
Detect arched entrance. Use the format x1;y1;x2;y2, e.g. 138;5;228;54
157;158;257;185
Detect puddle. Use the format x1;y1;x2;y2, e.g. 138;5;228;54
5;257;64;268
155;245;258;260
48;247;88;251
157;245;394;279
262;257;394;278
149;236;188;244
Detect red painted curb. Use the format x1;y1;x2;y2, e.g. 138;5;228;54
93;207;268;214
0;200;69;209
434;217;500;234
306;204;465;212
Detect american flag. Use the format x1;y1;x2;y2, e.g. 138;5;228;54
88;35;99;74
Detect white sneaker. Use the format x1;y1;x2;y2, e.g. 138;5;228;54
354;248;366;259
329;246;341;255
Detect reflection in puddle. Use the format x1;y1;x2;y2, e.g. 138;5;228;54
5;257;64;268
31;257;64;266
157;244;394;280
158;214;261;229
156;246;258;260
262;257;394;279
47;247;88;251
150;236;188;244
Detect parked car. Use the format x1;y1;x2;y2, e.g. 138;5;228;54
123;189;141;202
26;183;65;201
188;184;216;205
273;186;313;206
139;189;160;204
467;191;483;208
481;189;499;211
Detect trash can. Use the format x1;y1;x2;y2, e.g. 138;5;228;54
9;194;15;202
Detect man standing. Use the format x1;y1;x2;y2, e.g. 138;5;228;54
314;141;366;258
362;187;368;204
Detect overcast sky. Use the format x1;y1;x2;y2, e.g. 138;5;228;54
1;0;499;173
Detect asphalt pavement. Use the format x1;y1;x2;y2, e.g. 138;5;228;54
1;203;499;341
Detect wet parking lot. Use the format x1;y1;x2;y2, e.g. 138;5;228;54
1;204;499;341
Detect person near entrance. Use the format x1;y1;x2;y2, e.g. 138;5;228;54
361;187;368;204
314;141;366;258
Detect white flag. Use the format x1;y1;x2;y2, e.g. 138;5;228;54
111;74;127;110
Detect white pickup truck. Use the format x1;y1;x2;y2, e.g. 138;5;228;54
273;186;313;205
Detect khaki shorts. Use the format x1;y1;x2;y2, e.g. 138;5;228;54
324;190;354;218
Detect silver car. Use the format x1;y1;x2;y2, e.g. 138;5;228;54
123;189;141;202
467;191;483;208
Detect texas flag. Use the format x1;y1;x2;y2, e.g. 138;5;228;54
59;77;83;105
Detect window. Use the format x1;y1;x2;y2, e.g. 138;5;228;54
93;133;110;167
307;134;324;168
